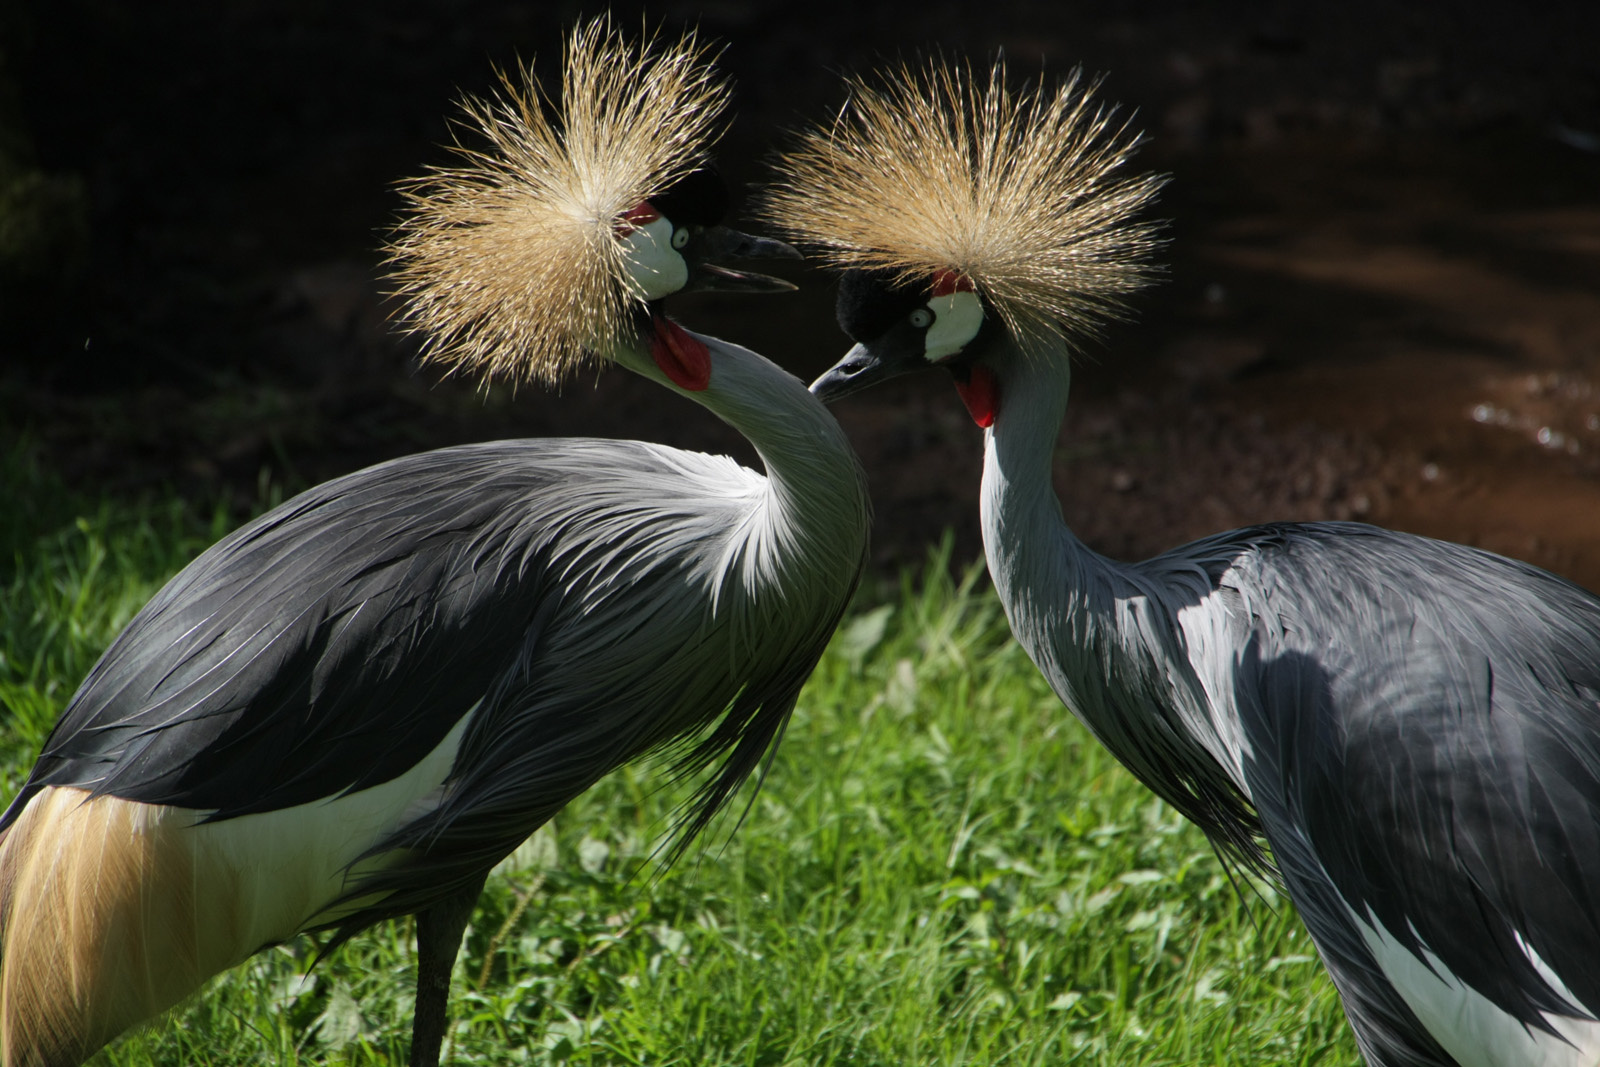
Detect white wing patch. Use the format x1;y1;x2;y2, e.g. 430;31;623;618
188;707;477;947
0;709;475;1063
1351;904;1600;1067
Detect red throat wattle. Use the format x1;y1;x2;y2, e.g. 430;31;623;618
953;366;999;428
649;315;711;391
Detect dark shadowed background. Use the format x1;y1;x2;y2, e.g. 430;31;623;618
4;1;1599;583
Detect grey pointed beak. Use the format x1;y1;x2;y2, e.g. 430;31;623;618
810;341;929;402
683;227;801;294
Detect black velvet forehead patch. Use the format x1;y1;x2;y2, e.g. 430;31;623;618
651;167;731;227
836;268;925;343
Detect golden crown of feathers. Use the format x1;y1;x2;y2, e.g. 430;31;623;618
386;19;728;386
766;59;1166;353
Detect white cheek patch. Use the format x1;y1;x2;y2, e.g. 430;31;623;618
924;290;984;362
620;217;689;301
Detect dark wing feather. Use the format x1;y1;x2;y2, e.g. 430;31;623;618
1232;524;1600;1036
1;441;616;825
320;508;868;935
9;433;863;952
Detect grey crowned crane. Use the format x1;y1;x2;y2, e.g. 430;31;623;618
772;59;1600;1067
0;22;869;1067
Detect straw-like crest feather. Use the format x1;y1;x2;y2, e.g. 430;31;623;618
386;18;729;385
766;58;1166;354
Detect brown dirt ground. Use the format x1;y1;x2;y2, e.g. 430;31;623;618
5;1;1600;587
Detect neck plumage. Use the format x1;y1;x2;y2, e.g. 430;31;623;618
622;331;870;606
978;338;1260;861
713;337;870;594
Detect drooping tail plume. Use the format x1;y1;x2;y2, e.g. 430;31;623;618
0;790;217;1067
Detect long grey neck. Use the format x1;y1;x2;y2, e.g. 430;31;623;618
623;333;869;601
714;339;869;572
978;339;1088;674
979;345;1072;616
978;338;1256;844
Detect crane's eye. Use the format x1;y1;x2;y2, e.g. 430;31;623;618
671;227;692;250
908;308;933;329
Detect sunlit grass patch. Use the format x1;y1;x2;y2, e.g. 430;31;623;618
0;460;1359;1066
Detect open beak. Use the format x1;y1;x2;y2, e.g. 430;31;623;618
809;341;929;402
683;227;801;294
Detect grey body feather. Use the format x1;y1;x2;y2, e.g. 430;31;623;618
983;342;1600;1066
3;332;869;946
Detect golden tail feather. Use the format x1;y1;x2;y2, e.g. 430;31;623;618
0;788;220;1067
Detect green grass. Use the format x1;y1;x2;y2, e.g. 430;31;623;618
0;449;1361;1066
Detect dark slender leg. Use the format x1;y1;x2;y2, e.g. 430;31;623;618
409;874;488;1067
